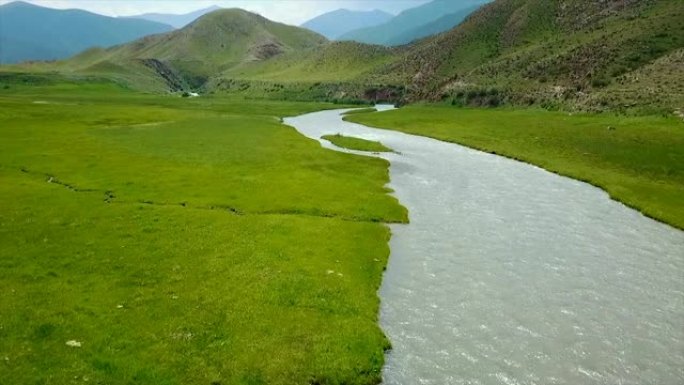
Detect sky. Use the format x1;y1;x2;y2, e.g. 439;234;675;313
0;0;433;25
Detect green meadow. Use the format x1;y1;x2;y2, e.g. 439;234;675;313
0;81;407;385
341;108;377;116
347;106;684;230
2;77;683;385
322;134;392;153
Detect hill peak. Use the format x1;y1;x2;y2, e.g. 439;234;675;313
1;1;34;8
64;7;327;90
188;8;271;28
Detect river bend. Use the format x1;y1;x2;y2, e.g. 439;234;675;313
284;107;684;385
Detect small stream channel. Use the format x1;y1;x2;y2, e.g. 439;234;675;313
284;106;684;385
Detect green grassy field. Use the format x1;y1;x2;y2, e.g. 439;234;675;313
0;81;407;385
322;134;392;153
347;106;684;230
342;108;377;116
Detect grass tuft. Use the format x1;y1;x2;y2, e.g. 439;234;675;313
322;134;393;153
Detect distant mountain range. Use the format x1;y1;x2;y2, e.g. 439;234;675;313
0;0;487;65
339;0;492;46
301;9;393;40
4;0;682;112
384;3;483;46
0;1;173;64
126;6;222;29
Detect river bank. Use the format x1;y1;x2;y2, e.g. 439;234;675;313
286;107;684;385
346;106;684;230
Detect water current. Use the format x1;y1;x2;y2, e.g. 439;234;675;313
284;107;684;385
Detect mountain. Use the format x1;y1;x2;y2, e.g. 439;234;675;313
385;4;482;45
301;9;393;40
64;9;328;91
339;0;492;46
217;0;684;111
0;1;173;64
127;6;222;29
382;0;684;111
15;0;682;112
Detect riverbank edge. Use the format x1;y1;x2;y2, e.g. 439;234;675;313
322;134;394;153
284;109;413;384
344;111;684;232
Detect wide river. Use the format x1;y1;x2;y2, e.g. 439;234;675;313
284;107;684;385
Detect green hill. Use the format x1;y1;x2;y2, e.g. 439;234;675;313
223;41;396;83
59;8;397;97
61;8;328;91
209;0;683;112
385;0;684;112
0;1;173;64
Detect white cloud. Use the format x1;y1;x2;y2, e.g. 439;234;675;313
0;0;432;25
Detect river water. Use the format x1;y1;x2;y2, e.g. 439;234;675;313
284;107;684;385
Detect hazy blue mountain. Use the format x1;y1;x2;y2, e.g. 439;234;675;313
386;4;482;45
339;0;492;46
0;1;173;64
301;9;393;40
127;6;222;29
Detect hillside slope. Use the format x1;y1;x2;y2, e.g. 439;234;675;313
0;1;173;64
7;0;681;112
301;9;393;40
63;9;328;91
383;0;684;111
224;42;396;83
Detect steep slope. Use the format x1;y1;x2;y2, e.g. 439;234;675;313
383;0;684;111
224;42;396;82
0;1;173;64
339;0;491;46
301;9;393;40
591;48;684;114
64;9;327;91
127;6;222;29
206;40;403;103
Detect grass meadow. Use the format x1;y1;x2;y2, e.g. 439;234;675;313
347;106;684;230
322;135;392;153
0;81;407;385
2;75;682;385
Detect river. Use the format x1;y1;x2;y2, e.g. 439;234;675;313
284;106;684;385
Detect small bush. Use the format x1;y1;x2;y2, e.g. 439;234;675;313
487;96;501;107
591;77;611;88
